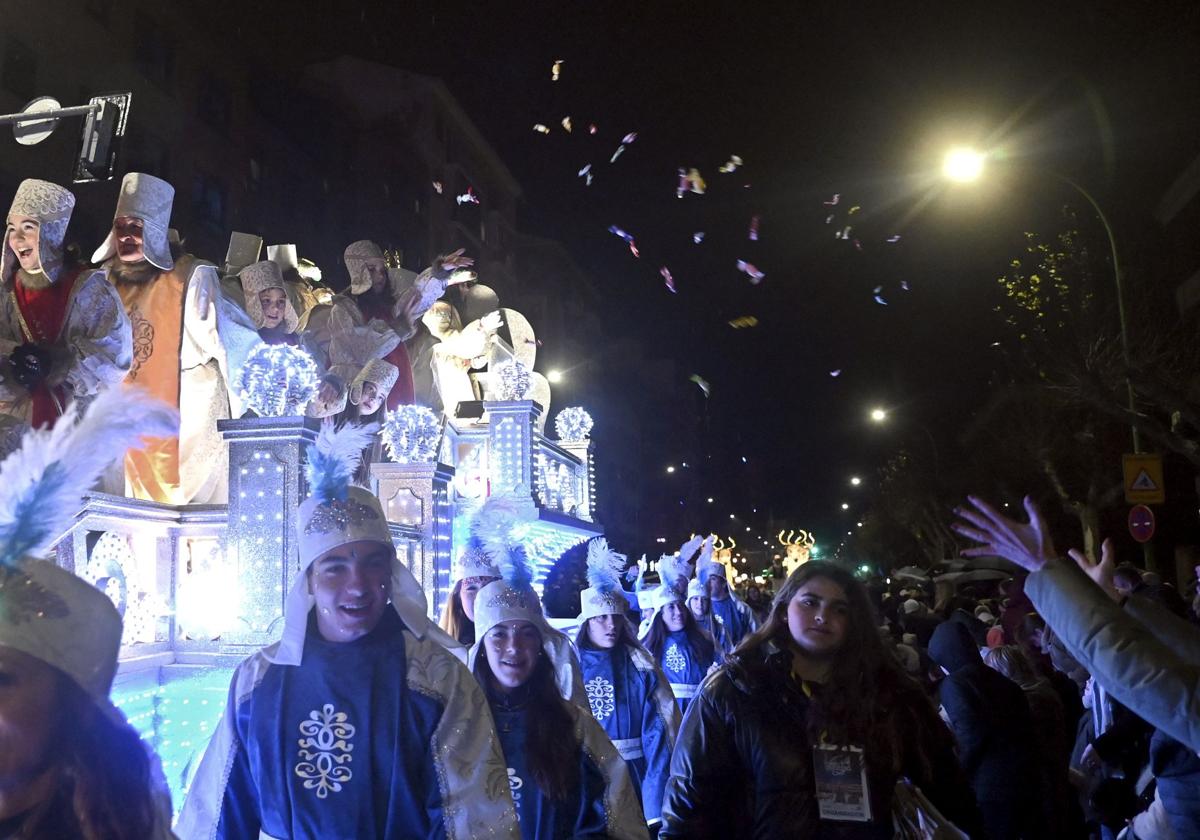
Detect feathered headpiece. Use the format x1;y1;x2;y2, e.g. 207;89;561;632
303;420;378;505
585;537;627;594
470;489;533;582
0;388;177;570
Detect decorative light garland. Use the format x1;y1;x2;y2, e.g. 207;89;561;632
238;343;320;417
381;405;441;464
493;359;532;400
554;406;594;442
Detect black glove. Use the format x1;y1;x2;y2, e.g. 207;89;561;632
10;342;52;390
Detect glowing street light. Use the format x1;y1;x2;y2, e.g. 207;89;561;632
707;497;714;503
850;476;862;486
942;147;985;183
869;407;888;423
547;369;563;384
841;503;850;511
666;465;675;474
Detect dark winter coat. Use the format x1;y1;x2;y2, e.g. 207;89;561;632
928;622;1041;808
660;641;981;839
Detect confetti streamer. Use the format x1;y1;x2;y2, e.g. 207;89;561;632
872;286;888;306
823;193;841;206
689;374;711;397
578;164;593;186
456;187;480;206
660;266;676;293
900;280;910;291
432;181;443;194
610;132;638;164
825;214;834;224
561;116;572;132
551;59;564;81
848;205;861;215
588;123;597;135
608;225;639;258
829;370;842;377
692;232;705;244
718;155;743;173
748;215;760;241
736;260;765;284
837;226;852;240
533;124;550;134
728;316;758;329
887;234;902;243
676;168;706;197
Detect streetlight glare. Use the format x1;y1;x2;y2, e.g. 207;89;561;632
850;476;862;486
869;407;888;423
666;465;675;474
840;502;850;510
943;147;985;183
547;369;563;383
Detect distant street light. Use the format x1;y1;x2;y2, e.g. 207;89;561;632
840;502;850;511
547;369;563;383
850;476;862;486
666;466;675;474
942;147;985;183
869;407;888;423
707;497;714;503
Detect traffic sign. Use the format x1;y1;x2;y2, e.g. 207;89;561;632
1123;453;1165;505
1128;505;1155;543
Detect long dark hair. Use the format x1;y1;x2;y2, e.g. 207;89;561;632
574;613;640;651
475;645;578;801
642;605;716;665
17;671;160;840
735;562;939;778
439;579;475;645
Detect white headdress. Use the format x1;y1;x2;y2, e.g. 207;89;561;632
349;358;399;407
91;173;175;271
454;491;531;582
344;239;385;295
271;420;462;666
223;231;262;276
3;179;75;283
0;388;177;705
240;260;300;333
578;537;630;621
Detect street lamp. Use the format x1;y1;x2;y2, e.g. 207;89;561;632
666;466;675;474
840;502;850;511
942;147;985;183
869;407;888;423
850;476;862;486
547;369;563;384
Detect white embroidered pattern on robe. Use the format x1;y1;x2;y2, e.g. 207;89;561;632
507;768;524;818
664;641;686;673
585;675;616;722
294;703;355;798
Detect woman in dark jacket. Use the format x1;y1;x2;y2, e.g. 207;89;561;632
660;562;981;839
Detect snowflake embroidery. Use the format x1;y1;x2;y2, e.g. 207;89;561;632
664;641;686;673
294;703;355;799
508;768;524;818
585;675;616;723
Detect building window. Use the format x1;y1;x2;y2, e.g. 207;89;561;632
2;37;37;101
134;18;175;91
197;74;231;133
191;173;227;232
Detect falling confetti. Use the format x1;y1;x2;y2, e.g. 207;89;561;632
728;316;759;329
608;225;640;258
837;226;852;240
456;187;480;206
853;239;863;251
533;124;550;134
825;214;834;224
748;215;760;241
692;232;705;244
872;286;888;306
829;370;842;377
823;193;841;206
610;132;638;163
578;164;593;186
661;266;676;293
736;260;765;284
432;181;443;194
675;168;706;198
551;59;564;81
848;205;861;215
561;116;572;132
689;374;711;397
900;280;910;291
588;123;597;135
887;235;902;243
718;155;743;173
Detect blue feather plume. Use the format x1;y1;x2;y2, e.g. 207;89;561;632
304;421;379;505
586;538;627;594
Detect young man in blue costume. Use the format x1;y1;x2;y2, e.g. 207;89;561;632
696;539;757;648
177;423;518;840
575;538;681;831
470;530;648;839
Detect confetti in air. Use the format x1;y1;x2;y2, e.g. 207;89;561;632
718;155;743;173
661;266;676;293
432;181;443;194
561;116;572;132
578;164;593;186
608;225;640;258
692;232;705;244
826;214;834;224
848;205;861;215
533;124;550;134
610;132;638;163
836;226;852;240
675;168;706;198
872;286;889;306
456;187;480;206
887;235;902;243
689;374;711;397
900;280;910;291
748;215;760;241
551;59;563;81
728;316;758;329
736;260;765;284
829;370;842;377
824;193;841;206
588;124;597;135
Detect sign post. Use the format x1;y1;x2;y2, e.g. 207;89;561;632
1128;505;1155;544
1123;454;1165;505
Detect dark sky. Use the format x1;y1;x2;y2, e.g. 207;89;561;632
213;0;1200;549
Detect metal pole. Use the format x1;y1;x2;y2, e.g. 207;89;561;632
0;103;99;125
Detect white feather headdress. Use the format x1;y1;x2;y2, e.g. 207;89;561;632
0;388;178;570
585;537;627;594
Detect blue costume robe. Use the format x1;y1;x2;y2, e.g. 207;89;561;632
709;595;754;648
178;609;517;839
657;629;715;713
578;644;678;824
488;685;650;840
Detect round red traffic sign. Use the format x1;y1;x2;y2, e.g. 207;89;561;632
1128;504;1155;543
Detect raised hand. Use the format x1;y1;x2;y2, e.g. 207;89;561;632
1067;539;1120;602
952;495;1057;572
437;248;474;274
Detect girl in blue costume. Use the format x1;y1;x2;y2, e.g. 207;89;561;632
574;538;682;831
640;540;718;713
471;528;649;840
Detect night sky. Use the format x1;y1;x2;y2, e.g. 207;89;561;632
209;0;1200;551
